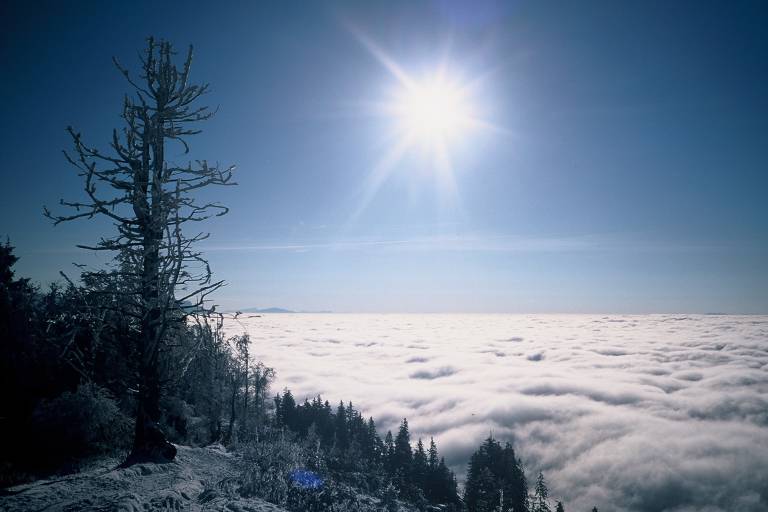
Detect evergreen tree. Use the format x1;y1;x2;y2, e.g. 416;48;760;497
474;467;499;512
501;442;528;511
281;389;297;431
555;501;564;512
428;437;439;469
436;457;460;506
384;430;395;475
321;400;334;445
531;471;551;512
394;418;413;473
413;437;428;489
0;243;70;474
364;417;381;462
392;418;413;493
465;436;528;512
335;401;349;452
424;437;440;501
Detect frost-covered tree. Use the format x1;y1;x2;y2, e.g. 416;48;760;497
384;430;395;474
555;501;564;512
250;360;276;438
531;471;551;512
45;37;234;464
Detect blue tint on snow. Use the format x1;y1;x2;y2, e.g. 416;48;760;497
290;469;323;489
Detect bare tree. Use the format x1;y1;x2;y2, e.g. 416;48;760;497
45;37;235;464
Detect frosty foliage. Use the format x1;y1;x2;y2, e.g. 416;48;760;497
32;382;132;464
239;435;386;512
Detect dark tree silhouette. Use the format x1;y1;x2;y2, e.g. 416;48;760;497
413;437;428;489
384;430;395;475
464;436;529;512
45;37;235;464
335;401;349;452
393;417;413;490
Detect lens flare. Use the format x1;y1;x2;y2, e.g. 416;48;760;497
394;79;472;146
345;25;504;221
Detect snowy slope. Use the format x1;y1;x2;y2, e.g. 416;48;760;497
0;445;287;512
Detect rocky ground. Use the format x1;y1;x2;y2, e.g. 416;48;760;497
0;445;287;512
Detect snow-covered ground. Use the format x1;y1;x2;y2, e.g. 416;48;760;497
225;313;768;512
0;445;286;512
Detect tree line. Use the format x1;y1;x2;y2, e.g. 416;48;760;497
1;240;600;511
273;389;461;508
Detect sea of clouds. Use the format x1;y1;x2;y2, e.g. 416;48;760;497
224;314;768;512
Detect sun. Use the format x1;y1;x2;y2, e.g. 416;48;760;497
393;78;473;146
345;26;500;220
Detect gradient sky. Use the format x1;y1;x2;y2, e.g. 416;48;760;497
1;0;767;313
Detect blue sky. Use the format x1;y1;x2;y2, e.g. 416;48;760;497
1;0;766;313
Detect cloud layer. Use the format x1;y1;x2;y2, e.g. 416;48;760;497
224;314;768;511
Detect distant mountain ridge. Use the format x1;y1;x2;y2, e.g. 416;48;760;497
240;307;295;313
236;307;333;314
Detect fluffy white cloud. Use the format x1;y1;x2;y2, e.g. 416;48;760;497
225;314;768;511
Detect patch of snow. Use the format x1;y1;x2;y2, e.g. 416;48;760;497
0;445;287;512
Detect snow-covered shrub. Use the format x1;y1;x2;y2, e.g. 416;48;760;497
381;483;400;512
239;436;383;511
32;382;131;466
239;437;305;503
286;480;381;511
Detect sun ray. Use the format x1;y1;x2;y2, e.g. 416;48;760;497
345;22;415;89
348;136;412;223
344;27;507;222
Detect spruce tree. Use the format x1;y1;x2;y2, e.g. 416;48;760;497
425;437;440;501
281;389;296;431
465;436;528;512
384;430;395;476
413;437;428;489
364;417;378;461
532;471;551;512
394;418;413;471
474;467;499;512
501;442;528;511
428;437;439;469
436;456;460;505
393;418;413;492
334;401;348;452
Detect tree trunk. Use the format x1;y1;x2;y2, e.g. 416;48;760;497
124;286;175;464
125;356;176;465
123;107;176;465
242;353;249;435
226;375;237;444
